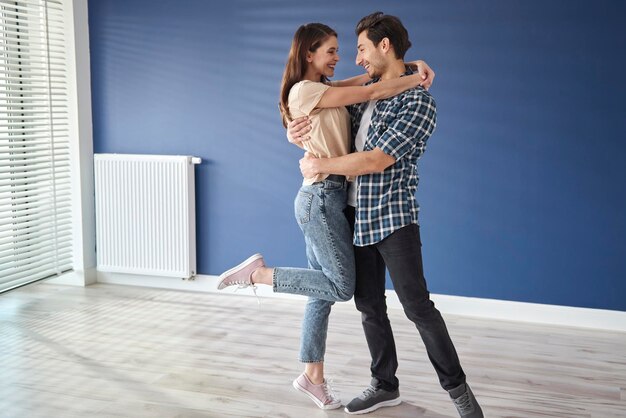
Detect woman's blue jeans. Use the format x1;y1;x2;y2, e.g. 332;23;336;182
272;175;355;362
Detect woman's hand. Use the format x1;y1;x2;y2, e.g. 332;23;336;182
287;116;311;144
406;60;436;90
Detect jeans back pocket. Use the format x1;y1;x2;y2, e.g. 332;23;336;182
295;191;314;225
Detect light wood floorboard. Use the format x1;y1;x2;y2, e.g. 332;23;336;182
1;283;625;417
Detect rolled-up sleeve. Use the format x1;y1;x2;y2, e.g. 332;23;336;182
374;91;437;161
294;81;330;116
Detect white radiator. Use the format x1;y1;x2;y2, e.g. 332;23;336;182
94;154;201;279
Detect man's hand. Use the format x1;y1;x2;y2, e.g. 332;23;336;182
299;152;320;178
287;116;311;144
407;60;435;90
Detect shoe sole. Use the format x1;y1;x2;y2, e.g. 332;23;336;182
344;398;402;415
217;253;263;290
292;379;342;410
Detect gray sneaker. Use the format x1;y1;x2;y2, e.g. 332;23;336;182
344;379;401;415
448;383;483;417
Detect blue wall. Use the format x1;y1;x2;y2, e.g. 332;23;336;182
88;0;626;311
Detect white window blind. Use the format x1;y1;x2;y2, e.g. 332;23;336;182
0;0;73;292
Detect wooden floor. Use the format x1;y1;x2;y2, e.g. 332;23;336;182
0;283;625;418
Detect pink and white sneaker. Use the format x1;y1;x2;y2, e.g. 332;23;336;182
292;373;342;410
217;253;265;290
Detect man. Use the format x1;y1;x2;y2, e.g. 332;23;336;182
289;12;484;418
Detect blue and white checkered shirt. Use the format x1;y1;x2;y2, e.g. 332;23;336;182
348;71;437;246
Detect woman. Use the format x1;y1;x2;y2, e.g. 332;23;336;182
217;23;433;409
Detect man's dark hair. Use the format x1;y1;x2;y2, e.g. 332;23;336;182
355;12;411;59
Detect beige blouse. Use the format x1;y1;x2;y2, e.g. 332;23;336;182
288;80;351;185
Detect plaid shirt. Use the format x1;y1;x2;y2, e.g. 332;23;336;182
348;71;437;246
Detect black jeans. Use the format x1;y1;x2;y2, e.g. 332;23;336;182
345;206;466;392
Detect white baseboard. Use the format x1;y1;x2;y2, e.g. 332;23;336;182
391;293;626;332
46;268;97;286
95;272;626;332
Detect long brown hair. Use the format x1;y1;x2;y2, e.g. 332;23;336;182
279;23;337;127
